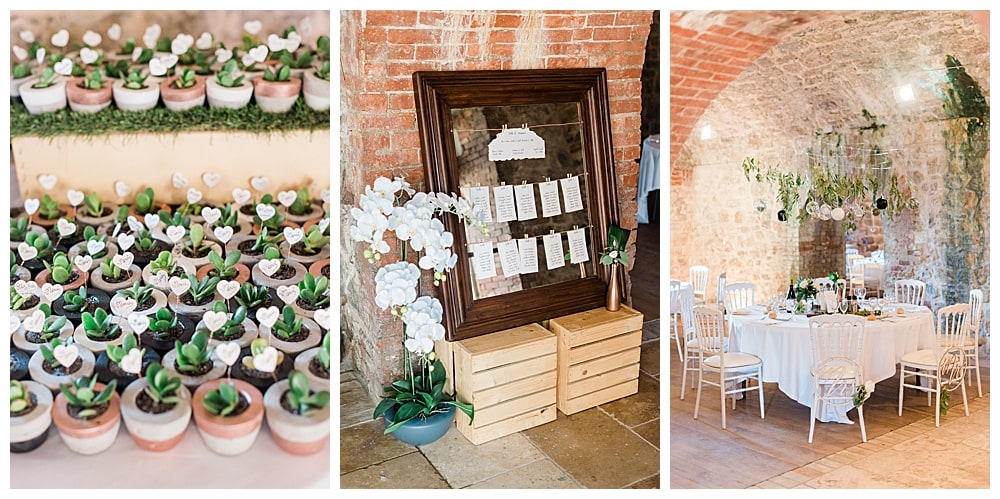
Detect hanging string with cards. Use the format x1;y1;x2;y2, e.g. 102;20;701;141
469;224;594;281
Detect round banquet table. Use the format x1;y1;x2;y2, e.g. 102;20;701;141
728;303;935;423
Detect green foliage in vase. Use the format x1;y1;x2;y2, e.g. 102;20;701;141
201;380;242;417
81;307;120;341
42;252;74;285
60;375;117;420
174;330;213;374
373;352;474;435
285;370;330;415
599;225;631;266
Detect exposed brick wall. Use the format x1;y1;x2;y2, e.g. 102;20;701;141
670;11;989;313
341;10;653;398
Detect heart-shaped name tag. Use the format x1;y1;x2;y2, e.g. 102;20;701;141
255;306;280;329
172;172;188;189
202;172;221;187
149;270;170;289
118;348;143;375
201;207;221;226
283;227;304;246
112;252;135;271
313;308;330;330
203;311;229;332
67;189;85;207
255;204;276;221
128;312;149;334
38;174;58;190
277;190;297;207
87;239;106;256
250;176;270;192
168;276;191;296
217;280;240;300
114;181;132;198
117;233;136;251
126;216;144;233
277;285;299;304
187;188;203;205
24;198;40;216
252;346;278;373
14;280;39;299
165;225;186;243
74;254;94;273
232;188;251;205
23;310;46;333
215;341;241;367
213;226;234;244
144;213;160;230
17;242;38;262
41;283;64;303
258;259;281;277
53;343;80;368
110;294;138;317
57;218;76;237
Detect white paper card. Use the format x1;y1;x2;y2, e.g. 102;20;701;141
488;127;546;161
560;175;585;213
542;233;565;270
566;228;590;264
467;186;493;223
518;237;539;274
493;185;517;223
471;242;497;279
538;180;562;218
497;240;521;278
514;184;537;221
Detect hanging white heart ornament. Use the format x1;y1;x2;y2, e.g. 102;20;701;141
258;259;281;277
217;280;241;300
117;233;136;251
255;306;280;328
128;313;150;334
201;207;221;225
74;255;94;273
202;172;221;188
277;190;297;207
213;226;234;244
283;227;304;246
252;346;278;373
168;276;191;296
17;242;38;262
119;349;143;375
215;341;241;367
110;295;138;317
112;252;135;271
277;285;299;304
166;225;186;243
203;311;229;332
53;344;80;368
255;204;276;221
41;283;64;303
38;174;58;190
67;189;85;207
23;310;46;333
232;188;251;205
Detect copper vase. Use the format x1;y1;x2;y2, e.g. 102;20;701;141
606;264;621;312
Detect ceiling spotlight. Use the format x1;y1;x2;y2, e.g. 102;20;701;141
894;84;914;103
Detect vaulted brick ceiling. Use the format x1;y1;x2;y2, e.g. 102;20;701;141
669;10;989;168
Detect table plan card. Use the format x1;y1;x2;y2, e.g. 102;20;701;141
518;237;539;274
467;186;493;223
566;228;590;264
514;184;538;221
471;241;497;279
542;233;565;270
493;184;517;223
497;240;521;277
559;175;584;213
538;180;562;217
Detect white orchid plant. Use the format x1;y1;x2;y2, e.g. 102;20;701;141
350;176;487;434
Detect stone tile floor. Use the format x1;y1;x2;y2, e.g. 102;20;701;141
339;319;661;489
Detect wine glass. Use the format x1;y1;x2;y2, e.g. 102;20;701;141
854;286;867;310
838;298;849;314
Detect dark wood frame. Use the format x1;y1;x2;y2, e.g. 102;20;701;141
413;68;620;342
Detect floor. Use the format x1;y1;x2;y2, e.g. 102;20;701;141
339;222;661;489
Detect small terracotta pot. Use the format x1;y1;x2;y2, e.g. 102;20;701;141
253;77;302;113
65;77;113;113
34;268;90;292
308;258;330;279
195;262;251;284
293;347;330;393
120;377;192;452
31;206;77;228
191;378;264;456
51;381;121;455
159;74;206;112
264;378;330;455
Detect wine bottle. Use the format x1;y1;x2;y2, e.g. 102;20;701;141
785;279;796;312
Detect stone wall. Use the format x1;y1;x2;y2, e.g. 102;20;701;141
670;11;989;311
341;10;653;399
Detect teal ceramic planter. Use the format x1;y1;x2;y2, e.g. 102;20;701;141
383;404;455;446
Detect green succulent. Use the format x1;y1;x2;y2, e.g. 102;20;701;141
318;332;330;371
279;49;313;70
159;209;192;230
43;252;74;284
250;227;283;253
23;231;54;260
80;226;109;258
297;273;329;308
235;282;271;310
11;216;30;241
31;67;59;89
59;375;117;419
134;187;156;215
10;380;32;413
207;249;241;279
123;67;149;90
271;306;303;341
173;330;213;374
60;286;92;313
33;303;69;342
215;59;245;88
148;308;181;339
10;286;30;311
173;67;197;89
39;337;69;364
287;187;312;216
201;380;242;416
263;63;291;82
117;281;155;308
99;255;126;281
105;331;143;365
38;194;61;220
212;203;240;228
10;249;19;275
132;229;158;253
83;192;105;218
79;68;105;90
202;300;248;340
81;307;121;341
300;225;330;255
186;274;220;303
182;224;211;256
147;251;177;275
285;370;330;415
315;35;330;60
315;60;330;81
12;61;32;79
103;58;130;79
143;362;182;406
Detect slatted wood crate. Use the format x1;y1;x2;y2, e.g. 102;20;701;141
453;323;557;445
549;306;644;415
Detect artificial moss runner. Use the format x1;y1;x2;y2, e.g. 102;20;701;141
9;97;330;138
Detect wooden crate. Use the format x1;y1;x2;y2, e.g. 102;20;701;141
453;323;557;445
549;306;644;415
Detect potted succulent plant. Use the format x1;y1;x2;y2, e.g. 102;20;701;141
196;249;251;284
123;228;169;268
251;245;307;289
52;286;112;323
11;249;32;283
11;305;74;353
234;281;279;316
31;194;76;228
197;300;258;348
139;307;197;357
67;226;119;262
282;224;330;265
264;370;330;455
293;331;330;392
114;281;167;317
27;337;97;392
10;379;55;453
258;305;322;356
10;56;35;100
89;252;141;292
282;188;325;223
51;375;121;455
11;283;43;320
167;274;220;318
253;63;301;113
65;67;113;113
10;215;48;252
19;63;68;114
227;226;282;267
35;251;89;291
205;59;252;109
176;224;222;268
231;337;292;392
96;331;160;394
162;330;225;389
17;230;55;275
73;307;131;354
191;376;265;456
75;192;119;229
112;66;160;111
302;60;330;112
141;250;195;291
120;362;192;451
203;202;253;245
291;272;328;319
159;66;206;112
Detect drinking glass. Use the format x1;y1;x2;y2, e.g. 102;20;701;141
838;299;849;314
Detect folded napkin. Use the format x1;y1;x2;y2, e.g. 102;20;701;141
820;290;838;312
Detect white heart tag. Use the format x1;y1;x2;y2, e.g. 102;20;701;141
36;47;46;65
203;311;229;332
240;54;256;68
23;310;46;333
172;172;188;189
255;204;276;221
128;312;150;334
87;239;106;256
53;343;80;368
132;47;143;63
258;259;281;277
171;34;193;55
12;45;28;62
321;188;330;204
51;29;69;48
144;213;160;230
112;252;135;271
160;53;179;69
11;315;22;335
74;254;94;273
20;30;35;43
267;33;286;53
149;270;170;289
313;308;330;330
250;176;270;192
232;188;251;205
67;189;85;207
148;58;167;77
215;48;232;63
165;225;186;243
38;174;58;190
213;226;234;244
202;172;221;188
83;30;102;47
186;188;203;205
115;181;132;198
57;218;77;237
117;233;135;251
107;23;121;41
244;20;262;35
217;280;240;300
285;31;302;52
196;32;213;51
14;280;39;299
119;348;143;375
24;198;40;215
142;28;159;49
126;216;143;233
318;218;330;234
110;294;137;317
17;242;38;262
277;190;297;207
282;227;304;246
201;207;221;225
80;47;99;65
215;341;241;367
41;283;64;303
252;346;278;373
277;285;299;304
255;306;280;329
168;276;191;296
249;45;269;63
54;58;73;76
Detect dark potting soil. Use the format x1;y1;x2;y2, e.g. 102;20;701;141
271;264;296;281
10;274;19;284
46;270;81;285
42;357;83;376
16;295;40;311
81;295;105;314
237;240;263;256
290;241;320;257
11;349;31;380
295;298;324;312
228;394;251;417
173;358;213;377
239;204;257;216
135;389;176;415
151;323;187;342
321;264;329;279
67;401;110;420
25;331;60;344
308;356;329;379
182;246;211;259
211;324;246;342
181;292;214;307
102;270;131;284
134;295;155;312
86;327;122;342
10;392;38;417
276;328;310;343
279;390;308;416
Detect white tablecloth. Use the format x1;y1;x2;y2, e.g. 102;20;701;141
729;305;935;423
670;281;693;314
637;134;660;224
